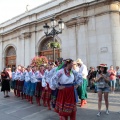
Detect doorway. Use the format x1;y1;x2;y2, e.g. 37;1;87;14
39;37;61;62
5;46;16;70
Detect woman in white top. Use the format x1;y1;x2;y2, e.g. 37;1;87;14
29;66;38;104
50;59;83;120
42;63;51;109
35;65;45;106
15;65;22;97
19;67;25;99
11;68;16;96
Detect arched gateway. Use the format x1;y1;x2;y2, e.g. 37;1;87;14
39;37;61;62
5;46;16;69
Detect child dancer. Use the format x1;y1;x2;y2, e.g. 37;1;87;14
42;63;52;110
35;65;45;106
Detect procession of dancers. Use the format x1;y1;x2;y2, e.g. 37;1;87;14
1;57;116;119
1;58;88;120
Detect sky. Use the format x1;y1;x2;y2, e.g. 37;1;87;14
0;0;51;24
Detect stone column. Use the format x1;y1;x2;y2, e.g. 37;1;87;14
66;17;88;61
19;34;25;66
110;3;120;66
24;32;31;67
30;32;36;59
16;37;20;66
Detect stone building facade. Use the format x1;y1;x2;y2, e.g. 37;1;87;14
0;0;120;70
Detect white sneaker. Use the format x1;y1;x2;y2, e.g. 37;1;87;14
97;111;101;117
106;110;109;115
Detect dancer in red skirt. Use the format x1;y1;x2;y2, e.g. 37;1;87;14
15;65;22;97
19;66;25;99
50;59;83;120
42;62;55;110
35;65;45;106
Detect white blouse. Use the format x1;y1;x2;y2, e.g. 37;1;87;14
36;71;44;82
50;69;83;90
29;71;38;83
78;64;88;78
12;72;16;81
25;71;30;82
14;70;22;80
42;69;50;87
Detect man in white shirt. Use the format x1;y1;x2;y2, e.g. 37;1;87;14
76;58;88;107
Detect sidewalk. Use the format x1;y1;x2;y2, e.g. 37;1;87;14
0;91;119;120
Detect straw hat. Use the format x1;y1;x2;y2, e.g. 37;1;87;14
76;58;83;64
97;64;108;70
98;64;107;68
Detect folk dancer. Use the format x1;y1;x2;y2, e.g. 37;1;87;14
49;59;65;109
42;63;55;110
50;59;83;120
20;67;26;99
47;64;58;109
35;65;45;106
76;58;88;107
11;68;16;96
25;66;32;102
29;66;38;104
15;65;22;97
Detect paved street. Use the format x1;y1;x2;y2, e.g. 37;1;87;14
0;90;119;120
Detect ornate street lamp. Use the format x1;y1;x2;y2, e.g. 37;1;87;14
43;18;64;62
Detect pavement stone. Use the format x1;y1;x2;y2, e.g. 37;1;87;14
0;90;119;120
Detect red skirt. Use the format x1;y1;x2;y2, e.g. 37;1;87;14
55;86;76;116
42;83;51;101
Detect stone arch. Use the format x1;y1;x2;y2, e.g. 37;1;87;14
4;45;16;69
37;35;62;62
3;44;17;57
36;35;62;52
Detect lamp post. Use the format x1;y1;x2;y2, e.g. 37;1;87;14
43;18;64;62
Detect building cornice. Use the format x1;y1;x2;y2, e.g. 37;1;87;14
66;17;88;27
0;0;119;36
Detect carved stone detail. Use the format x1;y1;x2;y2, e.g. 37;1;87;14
18;34;24;40
19;32;31;40
23;32;31;39
66;17;88;27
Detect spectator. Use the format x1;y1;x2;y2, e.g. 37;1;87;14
88;67;97;92
96;64;110;116
87;67;92;87
108;65;116;93
116;66;120;90
1;68;11;98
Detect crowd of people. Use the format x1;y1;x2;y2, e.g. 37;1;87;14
88;65;120;93
0;58;120;119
